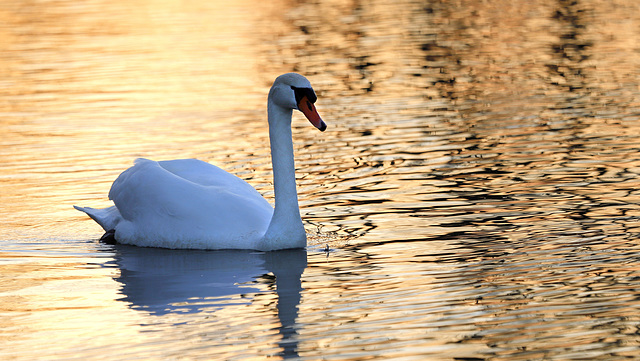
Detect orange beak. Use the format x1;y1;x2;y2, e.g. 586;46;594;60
298;96;326;132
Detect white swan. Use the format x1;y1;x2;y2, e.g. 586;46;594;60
75;73;326;251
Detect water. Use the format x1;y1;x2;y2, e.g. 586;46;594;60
2;0;640;359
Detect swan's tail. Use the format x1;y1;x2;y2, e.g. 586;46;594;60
73;205;121;232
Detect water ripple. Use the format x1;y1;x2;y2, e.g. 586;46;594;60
3;0;640;360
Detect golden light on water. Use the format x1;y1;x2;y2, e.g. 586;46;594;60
3;0;640;359
0;0;289;240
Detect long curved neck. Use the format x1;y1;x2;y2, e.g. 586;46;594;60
262;98;306;247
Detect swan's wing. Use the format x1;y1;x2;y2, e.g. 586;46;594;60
108;158;273;246
156;158;261;196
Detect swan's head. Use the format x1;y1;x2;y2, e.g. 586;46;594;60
270;73;327;132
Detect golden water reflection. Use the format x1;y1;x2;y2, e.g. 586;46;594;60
3;0;640;360
0;0;288;240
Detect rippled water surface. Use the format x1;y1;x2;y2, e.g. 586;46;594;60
3;0;640;359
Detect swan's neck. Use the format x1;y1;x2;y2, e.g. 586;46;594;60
262;99;306;248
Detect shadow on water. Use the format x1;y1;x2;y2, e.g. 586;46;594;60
109;246;307;358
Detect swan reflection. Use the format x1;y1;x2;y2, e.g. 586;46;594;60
109;246;306;355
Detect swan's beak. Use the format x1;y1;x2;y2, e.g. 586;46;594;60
298;96;327;132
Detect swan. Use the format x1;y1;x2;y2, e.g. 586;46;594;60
74;73;326;251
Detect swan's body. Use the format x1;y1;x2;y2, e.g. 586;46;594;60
75;73;326;251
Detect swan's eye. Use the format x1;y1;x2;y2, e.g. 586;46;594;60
291;86;317;105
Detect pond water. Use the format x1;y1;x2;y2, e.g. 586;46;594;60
3;0;640;359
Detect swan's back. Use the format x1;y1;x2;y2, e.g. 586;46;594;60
109;158;273;249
